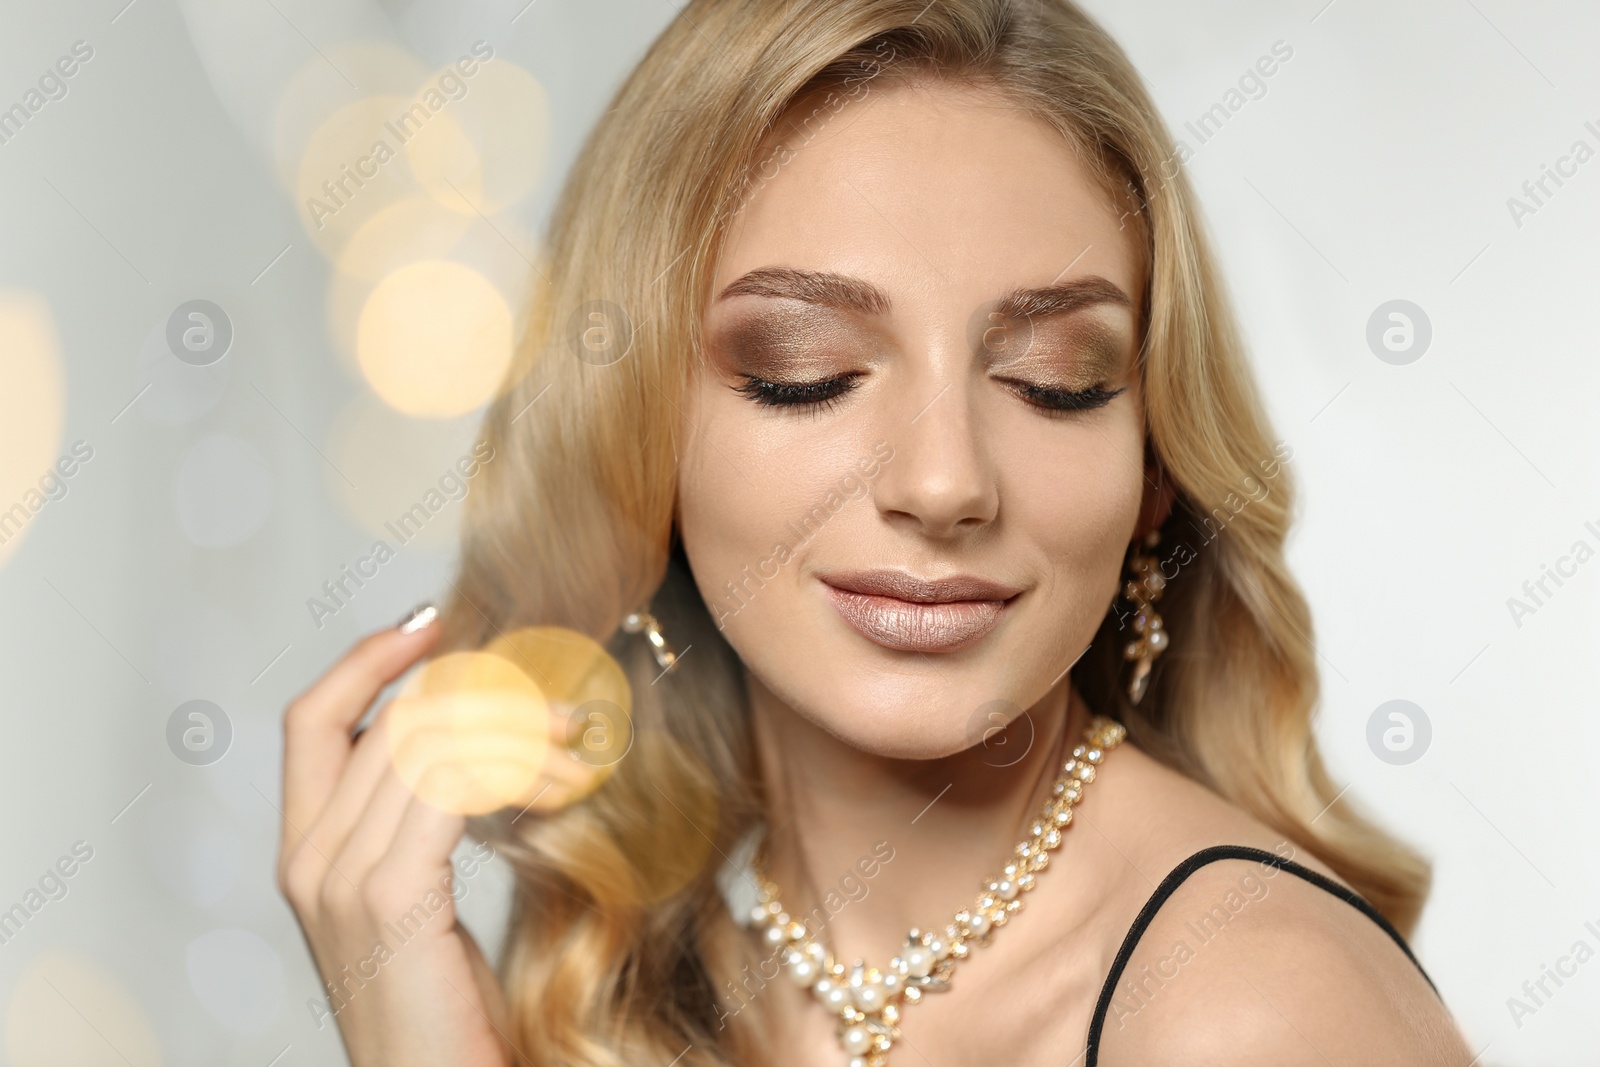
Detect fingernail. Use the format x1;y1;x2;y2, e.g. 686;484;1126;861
397;603;439;634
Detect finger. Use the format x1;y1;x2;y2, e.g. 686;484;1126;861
391;725;550;771
329;762;427;887
282;610;441;836
309;690;549;863
372;782;470;902
295;744;508;910
329;741;538;889
325;776;465;951
390;726;552;816
292;704;405;870
348;768;471;932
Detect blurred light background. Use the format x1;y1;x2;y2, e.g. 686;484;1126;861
0;0;1595;1063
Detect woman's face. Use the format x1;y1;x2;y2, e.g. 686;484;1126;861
677;79;1153;759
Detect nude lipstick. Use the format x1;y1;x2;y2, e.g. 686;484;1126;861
819;570;1020;653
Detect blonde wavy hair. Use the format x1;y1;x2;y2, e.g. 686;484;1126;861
438;1;1432;1063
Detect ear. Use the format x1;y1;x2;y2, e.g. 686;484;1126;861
1134;445;1175;539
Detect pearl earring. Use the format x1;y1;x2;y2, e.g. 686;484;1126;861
1122;531;1169;705
622;610;680;674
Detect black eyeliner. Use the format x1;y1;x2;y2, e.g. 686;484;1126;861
1004;381;1125;413
733;373;861;410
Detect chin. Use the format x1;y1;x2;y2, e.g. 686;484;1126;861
757;625;1048;761
795;679;995;760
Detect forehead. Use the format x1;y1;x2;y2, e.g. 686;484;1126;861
711;78;1144;315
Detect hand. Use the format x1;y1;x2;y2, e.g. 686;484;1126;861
276;610;515;1067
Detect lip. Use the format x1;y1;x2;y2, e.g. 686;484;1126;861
819;570;1022;653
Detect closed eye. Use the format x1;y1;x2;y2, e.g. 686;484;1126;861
733;373;862;412
997;378;1125;414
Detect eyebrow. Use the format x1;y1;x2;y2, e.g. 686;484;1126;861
991;276;1133;321
717;267;890;315
716;266;1133;320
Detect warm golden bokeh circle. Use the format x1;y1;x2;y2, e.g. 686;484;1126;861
6;951;163;1066
355;259;513;417
484;627;635;810
294;95;419;260
283;45;550;413
406;60;550;217
273;43;434;195
383;631;640;816
335;196;476;284
0;292;64;567
324;196;538;385
325;392;481;548
385;650;551;816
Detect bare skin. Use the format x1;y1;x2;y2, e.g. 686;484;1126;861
678;79;1472;1065
275;622;514;1067
278;78;1472;1065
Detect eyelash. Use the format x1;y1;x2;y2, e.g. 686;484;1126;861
999;379;1127;414
734;373;862;412
735;373;1124;416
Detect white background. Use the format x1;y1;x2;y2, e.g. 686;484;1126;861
0;0;1594;1063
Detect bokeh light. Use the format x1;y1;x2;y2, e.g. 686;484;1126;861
336;195;477;283
0;291;64;567
385;650;551;816
273;42;434;195
324;196;539;387
325;195;471;380
283;48;549;266
326;391;481;548
356;260;513;417
294;94;420;260
6;951;163;1066
485;627;635;810
407;60;550;217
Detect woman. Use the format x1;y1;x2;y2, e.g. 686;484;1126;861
276;1;1472;1063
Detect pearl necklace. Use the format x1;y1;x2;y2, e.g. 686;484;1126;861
747;716;1126;1067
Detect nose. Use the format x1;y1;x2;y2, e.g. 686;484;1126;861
872;379;999;539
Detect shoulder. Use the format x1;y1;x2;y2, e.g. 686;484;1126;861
1092;856;1467;1065
1084;747;1469;1065
1086;739;1336;884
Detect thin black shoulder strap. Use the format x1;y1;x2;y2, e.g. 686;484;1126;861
1084;844;1437;1064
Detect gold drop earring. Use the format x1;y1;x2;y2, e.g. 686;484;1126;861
622;610;680;674
1121;531;1169;705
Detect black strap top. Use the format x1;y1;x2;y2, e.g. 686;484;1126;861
1084;845;1437;1064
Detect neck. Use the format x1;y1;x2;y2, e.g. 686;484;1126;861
748;673;1091;967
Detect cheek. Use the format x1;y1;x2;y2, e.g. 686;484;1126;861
675;382;752;604
1004;406;1146;609
675;376;866;624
